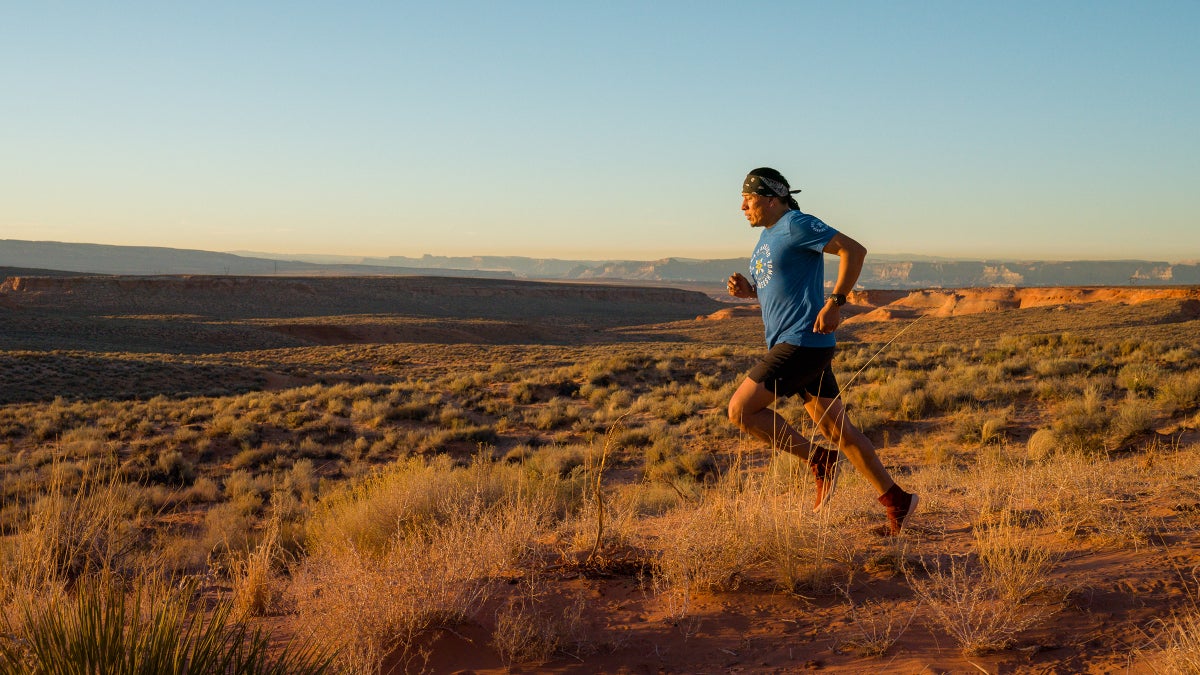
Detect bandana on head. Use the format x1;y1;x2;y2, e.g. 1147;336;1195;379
743;170;801;198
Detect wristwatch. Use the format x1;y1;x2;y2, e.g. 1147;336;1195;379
829;293;847;307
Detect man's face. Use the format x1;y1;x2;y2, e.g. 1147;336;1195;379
741;192;776;227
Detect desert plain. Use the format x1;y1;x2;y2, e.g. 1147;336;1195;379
2;274;1199;674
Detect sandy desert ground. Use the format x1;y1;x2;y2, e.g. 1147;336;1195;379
1;275;1199;674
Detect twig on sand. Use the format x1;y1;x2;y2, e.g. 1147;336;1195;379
967;660;992;675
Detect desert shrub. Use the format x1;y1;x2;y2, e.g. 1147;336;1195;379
58;425;109;458
530;445;587;479
840;590;918;658
1026;428;1058;461
605;389;633;413
350;397;392;427
154;450;196;486
1052;386;1108;452
171;425;202;445
999;356;1030;376
229;515;281;620
306;455;579;556
492;590;591;667
200;503;256;558
973;510;1059;603
437;404;468;428
481;396;515;417
509;381;535;404
652;497;760;618
185;477;221;504
293;490;549;673
873;377;927;420
1;465;141;608
1029;450;1152;547
1109;397;1157;443
447;372;486;396
924;370;974;414
952;407;1012;445
1034;358;1087;377
230;445;276;472
848;407;886;435
909;556;1049;655
527;398;578;431
385;400;433;422
613;427;653;449
643;431;683;467
225;471;268;512
613;482;679;517
284;459;320;504
677;451;718;481
1116;361;1161;396
209;412;261;445
1157;371;1200;414
662;398;699;424
295;437;333;460
501;444;533;464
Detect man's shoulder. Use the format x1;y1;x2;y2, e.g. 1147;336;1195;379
782;210;834;237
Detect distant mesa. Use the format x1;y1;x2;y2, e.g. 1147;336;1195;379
4;240;1200;288
841;286;1200;323
695;286;1200;325
697;305;761;321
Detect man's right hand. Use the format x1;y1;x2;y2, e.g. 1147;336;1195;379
727;273;756;299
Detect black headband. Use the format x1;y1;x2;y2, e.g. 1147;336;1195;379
743;173;801;198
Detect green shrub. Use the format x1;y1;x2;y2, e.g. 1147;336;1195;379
0;583;333;675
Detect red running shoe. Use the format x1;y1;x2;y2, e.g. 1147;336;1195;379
877;483;919;535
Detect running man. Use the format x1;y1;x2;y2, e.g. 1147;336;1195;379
726;167;918;535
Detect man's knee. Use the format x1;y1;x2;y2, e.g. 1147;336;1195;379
728;394;761;431
727;399;747;429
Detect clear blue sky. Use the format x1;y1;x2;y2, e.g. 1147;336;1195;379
3;2;1197;261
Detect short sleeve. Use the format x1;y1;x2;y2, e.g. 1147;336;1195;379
786;212;837;253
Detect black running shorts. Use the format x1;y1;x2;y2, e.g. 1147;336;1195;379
747;343;840;399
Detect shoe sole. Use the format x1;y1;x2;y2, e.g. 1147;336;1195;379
813;455;843;513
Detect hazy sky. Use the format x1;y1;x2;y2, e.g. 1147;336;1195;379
3;2;1197;261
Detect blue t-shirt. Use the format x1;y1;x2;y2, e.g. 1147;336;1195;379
748;210;838;348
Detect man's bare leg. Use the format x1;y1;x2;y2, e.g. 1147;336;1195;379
727;378;819;459
803;396;893;495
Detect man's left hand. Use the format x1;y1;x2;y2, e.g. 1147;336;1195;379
814;303;841;334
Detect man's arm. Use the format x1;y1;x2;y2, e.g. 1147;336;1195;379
814;232;867;334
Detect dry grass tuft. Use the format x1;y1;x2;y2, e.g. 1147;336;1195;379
1151;609;1200;673
839;588;918;657
290;456;557;673
228;511;282;620
909;556;1049;655
651;492;761;618
491;576;592;667
973;510;1059;603
1;461;141;615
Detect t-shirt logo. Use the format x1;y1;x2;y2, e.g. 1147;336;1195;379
750;243;773;289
